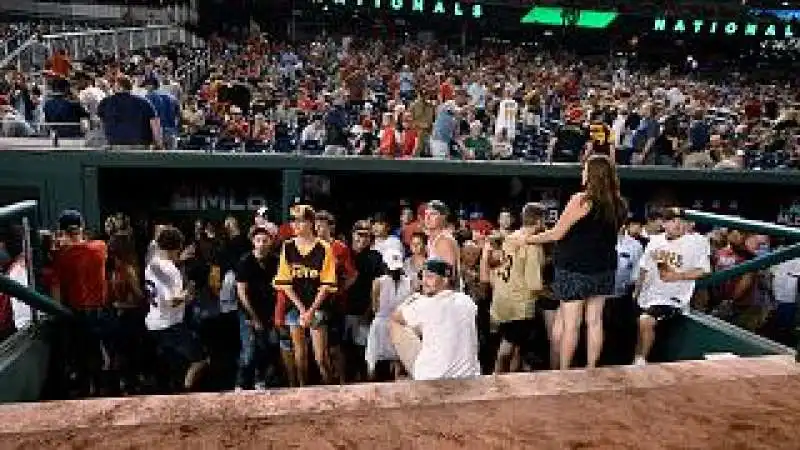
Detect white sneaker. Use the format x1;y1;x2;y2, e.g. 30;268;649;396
234;386;244;393
254;382;267;392
633;356;647;366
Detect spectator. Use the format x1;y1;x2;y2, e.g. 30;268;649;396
43;77;89;138
51;209;112;395
97;75;162;150
144;226;209;391
142;75;180;150
49;48;72;78
430;100;457;159
633;209;711;365
390;258;481;381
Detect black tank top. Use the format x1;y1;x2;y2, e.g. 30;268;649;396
553;205;618;274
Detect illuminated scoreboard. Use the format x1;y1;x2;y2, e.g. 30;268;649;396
651;16;796;38
316;0;485;19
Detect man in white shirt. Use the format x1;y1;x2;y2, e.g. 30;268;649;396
494;88;518;141
769;254;800;339
371;213;405;263
615;228;644;297
144;226;208;390
390;258;481;381
633;209;710;365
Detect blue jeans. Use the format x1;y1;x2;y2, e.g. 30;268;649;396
237;312;281;389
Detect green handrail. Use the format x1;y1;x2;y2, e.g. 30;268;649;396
0;275;73;319
696;243;800;288
675;208;800;361
0;200;38;221
679;208;800;240
0;200;72;321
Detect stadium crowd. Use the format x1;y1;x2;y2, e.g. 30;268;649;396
0;155;796;397
1;30;799;169
0;21;798;398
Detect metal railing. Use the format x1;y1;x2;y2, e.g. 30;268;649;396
675;208;800;361
0;25;205;73
0;200;72;327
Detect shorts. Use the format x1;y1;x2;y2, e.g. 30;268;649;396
277;326;292;352
285;308;328;328
638;304;681;323
151;322;205;364
327;312;345;347
552;269;614;302
344;314;370;347
496;319;534;347
537;296;560;312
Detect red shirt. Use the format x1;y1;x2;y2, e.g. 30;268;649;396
52;240;107;310
469;219;494;237
278;223;294;241
713;247;746;302
330;239;357;312
440;82;454;102
400;129;418;157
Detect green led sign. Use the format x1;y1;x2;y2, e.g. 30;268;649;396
652;18;795;38
520;6;619;29
329;0;483;19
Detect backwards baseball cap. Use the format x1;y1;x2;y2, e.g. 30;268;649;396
255;206;269;220
661;207;683;222
250;223;278;239
427;200;449;216
58;209;84;232
423;257;453;279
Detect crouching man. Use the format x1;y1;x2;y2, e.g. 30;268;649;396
389;258;481;381
633;209;711;365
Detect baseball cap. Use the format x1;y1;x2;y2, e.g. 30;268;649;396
423;257;453;279
427;200;449;216
58;209;84;232
250;223;278;239
255;206;269;220
661;207;683;221
353;219;372;235
383;248;404;271
290;204;316;222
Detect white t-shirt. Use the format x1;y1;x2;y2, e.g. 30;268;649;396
494;98;518;140
8;260;33;330
614;234;644;296
144;256;185;331
400;290;481;381
769;256;800;304
636;233;711;311
373;236;405;264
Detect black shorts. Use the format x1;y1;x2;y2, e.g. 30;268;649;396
538;296;560;312
497;319;534;347
552;269;614;302
327;311;345;347
151;322;205;364
638;305;681;323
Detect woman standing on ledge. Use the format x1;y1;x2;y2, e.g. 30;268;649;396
520;155;626;369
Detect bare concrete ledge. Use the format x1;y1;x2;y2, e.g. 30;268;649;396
0;355;797;435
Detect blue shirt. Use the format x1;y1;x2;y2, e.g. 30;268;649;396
97;92;157;146
432;110;456;143
145;90;180;133
43;95;88;138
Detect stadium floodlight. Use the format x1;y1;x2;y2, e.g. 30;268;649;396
520;6;619;29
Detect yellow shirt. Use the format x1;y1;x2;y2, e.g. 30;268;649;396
489;237;544;325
